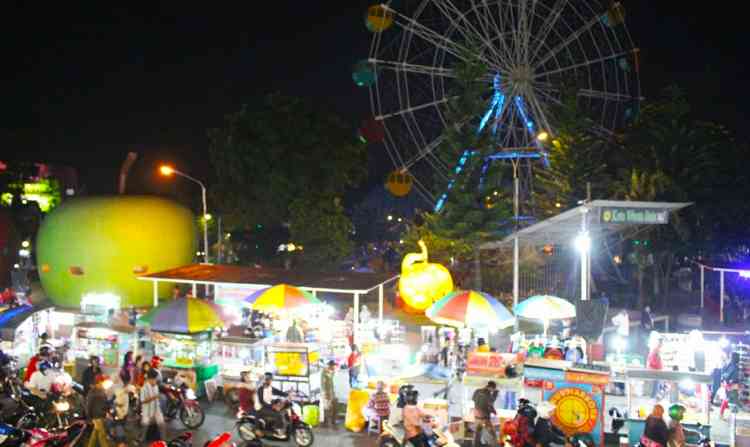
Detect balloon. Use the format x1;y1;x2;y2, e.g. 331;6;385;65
37;196;196;308
398;240;453;311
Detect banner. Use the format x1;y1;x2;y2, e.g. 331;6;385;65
466;352;513;376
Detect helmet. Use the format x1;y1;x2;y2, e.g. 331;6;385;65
518;401;537;420
397;384;415;408
38;360;52;374
39;346;51;356
406;389;419;405
669;404;685;421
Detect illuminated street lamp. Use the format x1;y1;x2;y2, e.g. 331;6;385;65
160;165;209;264
536;131;549;142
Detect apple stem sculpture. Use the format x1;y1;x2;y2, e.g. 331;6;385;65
398;240;454;312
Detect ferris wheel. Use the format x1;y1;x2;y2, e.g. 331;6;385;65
360;0;641;213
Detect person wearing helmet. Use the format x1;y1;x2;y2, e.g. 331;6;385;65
26;360;55;399
23;344;51;383
150;356;164;383
667;404;700;447
535;402;567;447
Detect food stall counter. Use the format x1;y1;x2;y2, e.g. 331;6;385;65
624;368;712;444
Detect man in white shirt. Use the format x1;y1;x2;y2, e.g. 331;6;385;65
140;369;166;442
26;360;56;399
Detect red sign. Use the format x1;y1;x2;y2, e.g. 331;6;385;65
466;352;509;376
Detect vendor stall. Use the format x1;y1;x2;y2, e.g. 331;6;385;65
138;297;227;396
71;321;135;377
623;368;712;444
524;359;610;447
266;342;321;396
0;304;54;365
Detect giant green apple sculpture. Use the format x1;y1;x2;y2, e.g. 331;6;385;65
36;196;196;308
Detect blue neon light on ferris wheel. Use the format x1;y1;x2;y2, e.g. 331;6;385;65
435;74;541;212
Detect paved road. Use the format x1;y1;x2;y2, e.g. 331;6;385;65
163;398;373;447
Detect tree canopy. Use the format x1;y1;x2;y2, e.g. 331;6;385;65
208;93;366;266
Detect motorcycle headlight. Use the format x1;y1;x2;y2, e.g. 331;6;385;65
54;400;70;412
185;389;196;400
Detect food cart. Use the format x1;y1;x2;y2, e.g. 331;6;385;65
152;330;218;396
71;321;136;377
266;342;321;396
524;359;610;447
623;368;712;444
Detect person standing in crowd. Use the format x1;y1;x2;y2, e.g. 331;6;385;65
150;356;163;383
134;360;151;388
119;351;135;385
23;345;51;383
472;381;498;447
321;360;338;428
140;369;166;442
86;374;112;447
112;374;135;447
347;345;362;388
81;355;102;395
648;337;663;398
365;380;391;432
403;390;428;447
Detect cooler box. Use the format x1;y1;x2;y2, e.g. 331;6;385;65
302;405;320;427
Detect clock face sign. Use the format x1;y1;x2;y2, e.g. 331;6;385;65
548;387;598;435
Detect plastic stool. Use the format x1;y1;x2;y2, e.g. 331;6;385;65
367;416;382;435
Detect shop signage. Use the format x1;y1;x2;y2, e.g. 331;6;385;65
524;366;566;382
600;207;669;225
564;371;609;386
271;351;308;377
466;352;506;375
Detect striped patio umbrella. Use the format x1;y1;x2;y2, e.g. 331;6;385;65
513;295;576;321
138;297;230;334
244;284;321;312
426;290;515;329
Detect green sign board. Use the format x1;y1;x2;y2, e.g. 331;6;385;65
600;207;669;224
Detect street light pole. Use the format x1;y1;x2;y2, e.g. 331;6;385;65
161;166;209;264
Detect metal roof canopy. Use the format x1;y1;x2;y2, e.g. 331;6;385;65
480;200;692;249
138;263;398;294
138;264;399;341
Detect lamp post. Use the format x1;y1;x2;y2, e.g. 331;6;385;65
160;165;210;264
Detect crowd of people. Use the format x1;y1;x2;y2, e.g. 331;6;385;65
0;339;176;446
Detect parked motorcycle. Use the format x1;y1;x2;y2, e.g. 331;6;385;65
149;431;194;447
24;419;88;447
161;377;205;429
0;423;30;446
235;394;313;446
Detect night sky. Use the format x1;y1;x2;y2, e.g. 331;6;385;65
1;1;746;196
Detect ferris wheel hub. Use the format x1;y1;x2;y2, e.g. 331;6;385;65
509;65;534;91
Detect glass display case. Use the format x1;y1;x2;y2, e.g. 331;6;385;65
72;323;134;368
153;331;212;369
266;342;321;396
624;368;713;443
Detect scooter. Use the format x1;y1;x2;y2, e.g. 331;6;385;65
24;419;88;447
149;432;194;447
161;377;206;429
235;395;313;446
0;423;29;446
